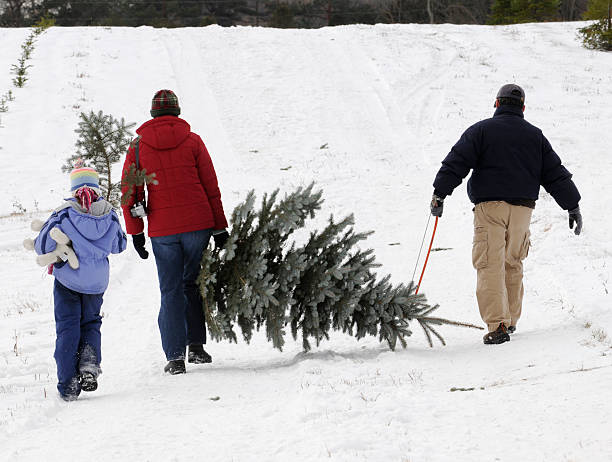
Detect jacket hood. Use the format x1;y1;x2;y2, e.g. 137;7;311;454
137;116;191;150
60;198;116;241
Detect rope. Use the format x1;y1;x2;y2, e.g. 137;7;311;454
415;216;439;295
411;213;431;286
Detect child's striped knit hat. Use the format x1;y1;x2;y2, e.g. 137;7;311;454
70;166;100;195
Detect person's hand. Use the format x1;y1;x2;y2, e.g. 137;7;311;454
213;230;229;249
568;207;582;235
430;194;444;217
132;233;149;259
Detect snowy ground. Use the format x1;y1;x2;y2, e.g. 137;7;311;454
1;22;612;461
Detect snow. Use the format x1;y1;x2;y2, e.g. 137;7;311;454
1;22;612;461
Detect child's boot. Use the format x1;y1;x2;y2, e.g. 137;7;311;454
59;376;81;401
79;371;98;392
78;344;101;392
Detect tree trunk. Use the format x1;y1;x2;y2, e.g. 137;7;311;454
560;0;574;20
427;0;434;24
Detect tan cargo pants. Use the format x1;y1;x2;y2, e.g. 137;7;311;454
472;201;532;332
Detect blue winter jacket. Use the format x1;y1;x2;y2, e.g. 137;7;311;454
433;105;581;210
35;198;127;294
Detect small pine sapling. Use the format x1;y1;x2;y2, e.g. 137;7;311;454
33;15;56;35
11;56;31;88
21;37;35;60
63;111;136;207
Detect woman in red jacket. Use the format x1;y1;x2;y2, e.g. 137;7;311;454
121;89;229;375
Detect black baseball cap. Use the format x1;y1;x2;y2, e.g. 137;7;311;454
495;84;525;106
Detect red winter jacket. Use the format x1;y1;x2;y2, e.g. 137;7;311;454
121;116;228;237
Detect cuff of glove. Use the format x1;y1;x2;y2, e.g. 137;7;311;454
132;232;146;244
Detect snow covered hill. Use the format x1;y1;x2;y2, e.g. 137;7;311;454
1;23;611;461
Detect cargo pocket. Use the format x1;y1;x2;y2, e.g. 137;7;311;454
472;227;488;269
519;231;531;261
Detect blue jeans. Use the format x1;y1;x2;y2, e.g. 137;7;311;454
151;229;212;360
53;280;103;397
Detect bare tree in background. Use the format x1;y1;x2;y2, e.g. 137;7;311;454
426;0;434;22
0;0;28;26
559;0;588;20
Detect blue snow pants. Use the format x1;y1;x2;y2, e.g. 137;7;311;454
53;280;103;397
151;229;212;361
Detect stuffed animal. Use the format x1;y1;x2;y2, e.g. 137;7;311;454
23;219;79;269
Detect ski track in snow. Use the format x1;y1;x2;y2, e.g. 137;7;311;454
0;23;611;461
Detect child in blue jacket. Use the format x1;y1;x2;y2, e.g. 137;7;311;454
35;166;127;401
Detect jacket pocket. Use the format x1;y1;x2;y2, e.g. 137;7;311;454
519;231;531;261
472;227;488;269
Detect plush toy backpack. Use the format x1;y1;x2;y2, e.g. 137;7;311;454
23;219;79;269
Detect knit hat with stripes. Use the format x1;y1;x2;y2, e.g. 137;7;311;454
70;167;100;195
150;89;181;118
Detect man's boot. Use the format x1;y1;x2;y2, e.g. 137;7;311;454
483;323;510;345
188;344;212;364
164;359;186;375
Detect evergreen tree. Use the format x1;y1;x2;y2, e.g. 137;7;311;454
517;0;560;21
268;2;296;28
489;0;560;24
489;0;513;23
0;0;27;26
63;111;135;206
35;0;113;25
583;0;611;18
579;0;612;50
199;184;479;352
328;0;379;25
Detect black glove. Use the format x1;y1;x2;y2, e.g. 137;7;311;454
213;230;229;249
132;233;149;259
568;206;582;236
430;194;444;217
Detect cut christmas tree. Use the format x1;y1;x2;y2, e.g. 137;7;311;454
199;184;480;351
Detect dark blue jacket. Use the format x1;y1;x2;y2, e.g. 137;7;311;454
433;105;580;210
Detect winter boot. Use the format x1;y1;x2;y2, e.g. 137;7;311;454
59;376;80;401
79;371;98;392
60;392;79;402
188;344;212;364
507;325;516;334
164;359;186;375
483;323;510;345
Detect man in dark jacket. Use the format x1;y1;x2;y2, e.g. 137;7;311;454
121;89;229;373
431;83;582;345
